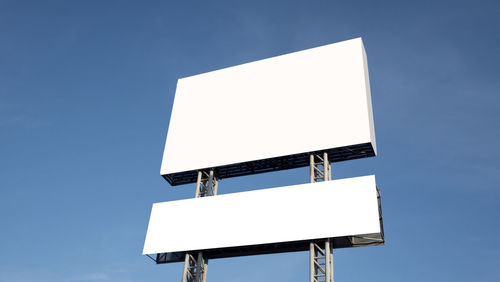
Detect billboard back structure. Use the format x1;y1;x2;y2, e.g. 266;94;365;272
143;175;384;263
161;38;376;185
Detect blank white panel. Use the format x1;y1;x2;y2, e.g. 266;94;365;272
161;37;375;178
143;175;381;255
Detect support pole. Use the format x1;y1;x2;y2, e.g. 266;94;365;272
196;252;204;282
181;169;218;282
309;243;315;282
194;171;202;198
182;253;190;282
325;239;331;282
323;152;330;181
310;154;315;183
309;153;333;282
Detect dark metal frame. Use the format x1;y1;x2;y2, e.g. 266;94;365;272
154;233;384;264
163;143;375;186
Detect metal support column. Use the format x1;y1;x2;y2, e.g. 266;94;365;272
309;153;334;282
181;169;218;282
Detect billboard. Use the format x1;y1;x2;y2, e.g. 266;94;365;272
161;38;376;185
143;175;384;262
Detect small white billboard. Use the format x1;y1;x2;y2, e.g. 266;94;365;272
161;38;376;185
143;175;384;261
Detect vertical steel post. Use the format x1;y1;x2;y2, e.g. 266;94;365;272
194;171;202;198
202;260;208;282
182;253;190;282
309;243;315;281
181;169;218;282
196;252;204;282
207;170;214;196
323;152;330;181
213;179;218;196
323;152;327;181
331;251;334;282
310;154;315;183
325;239;331;281
309;153;333;282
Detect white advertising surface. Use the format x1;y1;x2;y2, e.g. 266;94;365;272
143;175;381;255
161;37;375;179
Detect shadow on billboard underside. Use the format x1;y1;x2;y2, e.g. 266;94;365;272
162;143;374;186
153;233;384;264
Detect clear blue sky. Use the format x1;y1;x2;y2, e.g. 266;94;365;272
1;0;499;281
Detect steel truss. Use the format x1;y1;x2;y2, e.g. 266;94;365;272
309;152;333;282
310;240;333;282
181;169;218;282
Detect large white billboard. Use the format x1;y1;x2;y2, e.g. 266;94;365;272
161;38;376;185
143;175;383;257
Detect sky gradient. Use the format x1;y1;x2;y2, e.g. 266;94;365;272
1;0;499;281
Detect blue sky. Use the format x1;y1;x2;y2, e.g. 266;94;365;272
1;0;499;281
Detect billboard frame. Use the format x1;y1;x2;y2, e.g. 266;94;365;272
163;143;374;185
